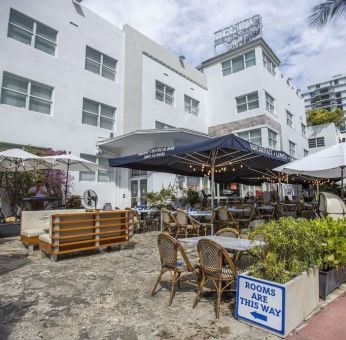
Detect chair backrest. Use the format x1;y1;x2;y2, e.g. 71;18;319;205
215;228;239;238
175;210;189;225
248;229;265;242
197;239;237;278
248;219;265;230
216;207;229;221
161;209;172;224
157;233;194;271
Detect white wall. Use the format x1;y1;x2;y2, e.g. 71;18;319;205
202;43;308;158
307;123;341;154
0;0;123;208
141;55;208;132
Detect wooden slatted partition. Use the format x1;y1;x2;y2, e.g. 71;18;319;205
40;210;130;261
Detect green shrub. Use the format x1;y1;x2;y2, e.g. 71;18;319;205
147;184;177;207
249;218;324;284
65;195;82;209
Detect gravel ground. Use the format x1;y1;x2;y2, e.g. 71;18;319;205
0;233;344;340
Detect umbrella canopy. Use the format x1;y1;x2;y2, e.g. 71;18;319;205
109;133;293;206
274;143;346;179
0;148;51;172
40;153;102;202
41;154;101;172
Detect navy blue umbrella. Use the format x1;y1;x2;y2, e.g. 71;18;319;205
109;133;293;207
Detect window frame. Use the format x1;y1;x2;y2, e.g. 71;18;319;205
221;49;256;77
301;123;306;137
8;8;57;56
235;91;259;113
85;46;117;81
184;94;199;116
289;140;296;158
82;98;116;130
1;72;53;114
286;110;293;127
155;80;175;106
238;128;262;146
308;137;325;148
262;53;276;76
265;91;276;115
268;129;278;149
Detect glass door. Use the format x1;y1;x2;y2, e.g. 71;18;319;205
130;170;147;207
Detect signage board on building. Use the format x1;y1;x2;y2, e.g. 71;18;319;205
214;15;262;54
236;274;285;336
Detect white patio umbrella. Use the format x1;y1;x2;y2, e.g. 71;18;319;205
274;143;346;198
40;153;102;201
0;148;51;172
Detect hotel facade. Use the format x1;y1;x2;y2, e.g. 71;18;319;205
0;0;308;208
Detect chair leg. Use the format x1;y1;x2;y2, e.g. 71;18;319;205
216;279;222;319
169;272;177;305
177;272;181;289
151;269;164;296
193;276;205;309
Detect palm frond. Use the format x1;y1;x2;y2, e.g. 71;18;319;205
309;0;346;27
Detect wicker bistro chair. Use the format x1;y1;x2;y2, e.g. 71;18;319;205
215;227;239;238
173;210;200;238
151;233;197;305
214;207;239;232
161;208;177;235
235;205;255;229
126;208;147;234
256;205;275;220
193;239;238;318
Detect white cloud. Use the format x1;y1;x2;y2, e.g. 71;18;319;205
83;0;346;89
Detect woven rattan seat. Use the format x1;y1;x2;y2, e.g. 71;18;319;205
193;239;238;318
215;227;239;238
151;233;197;305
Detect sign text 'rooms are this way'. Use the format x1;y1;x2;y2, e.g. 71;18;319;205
236;275;285;336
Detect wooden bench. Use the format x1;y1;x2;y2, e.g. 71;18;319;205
20;209;85;254
39;210;130;261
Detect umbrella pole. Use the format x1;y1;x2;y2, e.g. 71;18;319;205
64;163;69;207
211;165;215;209
341;166;345;200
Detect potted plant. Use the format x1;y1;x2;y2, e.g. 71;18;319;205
147;184;177;207
236;218;322;338
315;217;346;300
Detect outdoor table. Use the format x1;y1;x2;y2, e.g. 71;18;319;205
188;211;214;235
136;209;161;230
178;236;264;259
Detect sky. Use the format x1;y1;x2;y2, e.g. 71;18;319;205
83;0;346;89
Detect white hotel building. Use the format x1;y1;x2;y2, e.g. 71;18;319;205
0;0;308;208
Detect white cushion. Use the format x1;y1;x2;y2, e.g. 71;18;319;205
39;233;51;244
21;228;46;237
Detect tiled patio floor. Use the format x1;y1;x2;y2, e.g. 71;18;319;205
0;233;345;340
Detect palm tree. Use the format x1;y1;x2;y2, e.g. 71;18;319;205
309;0;346;27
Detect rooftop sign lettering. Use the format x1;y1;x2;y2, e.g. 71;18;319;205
214;15;262;54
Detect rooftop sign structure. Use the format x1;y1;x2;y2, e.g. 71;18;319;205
214;15;262;55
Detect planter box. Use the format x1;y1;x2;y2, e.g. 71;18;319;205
319;267;346;300
236;268;319;338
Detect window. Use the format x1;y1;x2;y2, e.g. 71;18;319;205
1;72;53;114
155;81;174;105
82;98;115;130
334;80;339;85
235;91;259;113
265;92;275;114
238;129;262;146
263;53;276;76
268;129;278;149
221;50;256;76
8;9;57;55
308;137;325;148
131;170;147;177
85;46;117;81
286;110;293;127
304;149;309;157
97;157;113;182
184;95;199;116
301;123;306;137
79;154;96;181
289;141;296;158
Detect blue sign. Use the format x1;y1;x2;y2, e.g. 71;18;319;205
236;275;285;336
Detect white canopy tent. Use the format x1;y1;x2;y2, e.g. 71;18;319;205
274;143;346;198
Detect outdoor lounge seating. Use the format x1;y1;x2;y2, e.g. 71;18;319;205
39;210;130;261
317;192;346;219
20;209;85;253
193;239;238;318
151;233;197;305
